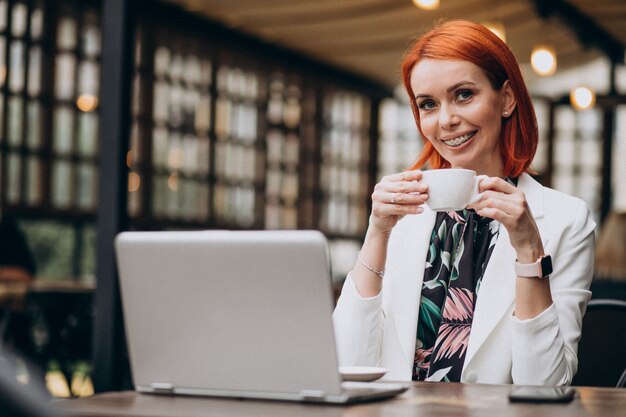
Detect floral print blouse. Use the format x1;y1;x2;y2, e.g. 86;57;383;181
413;208;501;382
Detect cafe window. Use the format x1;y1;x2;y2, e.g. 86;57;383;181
213;63;262;228
551;105;602;220
377;96;422;177
319;90;371;237
264;73;303;230
531;99;550;176
613;105;626;212
1;0;46;206
130;26;213;225
0;0;100;281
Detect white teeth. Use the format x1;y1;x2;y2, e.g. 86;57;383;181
442;132;475;147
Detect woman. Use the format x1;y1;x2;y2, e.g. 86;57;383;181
333;20;595;385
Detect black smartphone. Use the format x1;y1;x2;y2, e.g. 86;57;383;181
508;386;576;403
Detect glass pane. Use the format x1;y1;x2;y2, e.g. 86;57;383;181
80;224;96;282
152;81;168;123
182;134;197;174
614;106;626;211
152;127;168;169
30;8;44;39
197;137;210;175
55;53;76;99
26;156;42;205
8;96;23;146
196;183;209;221
9;40;25;92
0;1;7;31
77;163;96;209
195;94;211;134
152;175;167;217
51;160;72;208
11;3;27;37
129;124;141;166
7;152;21;203
180;178;195;220
82;24;101;57
78;112;98;156
78;60;99;95
183;55;200;84
27;46;42;96
26;100;42;149
0;38;5;87
128;172;141;217
154;46;170;77
57;17;77;50
19;220;75;278
53;106;74;154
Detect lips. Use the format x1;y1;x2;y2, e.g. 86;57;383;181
441;131;476;147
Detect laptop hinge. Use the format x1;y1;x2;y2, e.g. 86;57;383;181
299;389;326;401
150;382;175;393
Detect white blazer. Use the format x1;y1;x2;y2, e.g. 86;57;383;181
333;174;596;385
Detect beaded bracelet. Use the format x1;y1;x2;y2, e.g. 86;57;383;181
357;250;385;279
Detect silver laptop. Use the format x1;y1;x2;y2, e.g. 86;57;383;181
114;230;408;404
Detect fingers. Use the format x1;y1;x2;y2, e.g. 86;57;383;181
477;176;516;194
375;170;428;194
382;169;424;183
370;170;429;220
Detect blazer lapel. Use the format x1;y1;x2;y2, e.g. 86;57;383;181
387;211;436;367
463;173;546;370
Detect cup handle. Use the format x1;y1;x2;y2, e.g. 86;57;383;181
468;175;489;206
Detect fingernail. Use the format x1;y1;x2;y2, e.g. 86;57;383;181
415;206;423;213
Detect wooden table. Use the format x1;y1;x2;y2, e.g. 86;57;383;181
57;383;626;417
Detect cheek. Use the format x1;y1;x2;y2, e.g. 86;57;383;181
418;113;438;138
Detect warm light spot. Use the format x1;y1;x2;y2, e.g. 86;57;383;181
168;172;179;191
76;94;98;112
126;150;133;168
412;0;439;10
167;148;184;169
531;46;557;76
46;370;71;398
128;172;141;192
483;21;506;43
570;86;596;111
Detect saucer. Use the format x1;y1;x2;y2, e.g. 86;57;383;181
338;366;389;382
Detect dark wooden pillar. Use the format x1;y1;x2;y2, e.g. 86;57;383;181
92;0;136;392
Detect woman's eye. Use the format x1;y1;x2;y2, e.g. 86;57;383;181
457;90;473;101
418;100;436;110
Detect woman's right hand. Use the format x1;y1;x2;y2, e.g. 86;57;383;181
370;169;429;234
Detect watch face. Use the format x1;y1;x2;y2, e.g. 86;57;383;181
541;255;553;276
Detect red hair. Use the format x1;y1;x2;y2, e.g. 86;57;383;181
401;20;538;177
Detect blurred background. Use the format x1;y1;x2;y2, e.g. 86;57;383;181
0;0;625;398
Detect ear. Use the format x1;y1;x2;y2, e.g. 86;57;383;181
500;80;516;117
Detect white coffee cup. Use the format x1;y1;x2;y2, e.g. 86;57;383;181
419;169;487;212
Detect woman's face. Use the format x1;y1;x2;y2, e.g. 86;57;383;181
409;58;514;177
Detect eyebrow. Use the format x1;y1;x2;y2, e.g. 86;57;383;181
414;81;477;100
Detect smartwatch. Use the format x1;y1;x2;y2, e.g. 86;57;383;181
515;255;552;279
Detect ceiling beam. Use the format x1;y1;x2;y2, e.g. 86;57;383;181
531;0;624;64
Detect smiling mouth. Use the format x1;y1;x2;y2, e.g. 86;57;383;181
441;131;476;147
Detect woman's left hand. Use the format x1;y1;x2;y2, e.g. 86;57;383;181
468;177;544;262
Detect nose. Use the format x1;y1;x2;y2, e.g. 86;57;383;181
439;103;460;130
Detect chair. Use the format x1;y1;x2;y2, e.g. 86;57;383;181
617;368;626;388
572;299;626;387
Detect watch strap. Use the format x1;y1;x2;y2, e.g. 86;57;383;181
515;255;552;278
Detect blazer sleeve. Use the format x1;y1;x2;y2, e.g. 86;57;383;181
332;272;384;367
510;196;595;385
